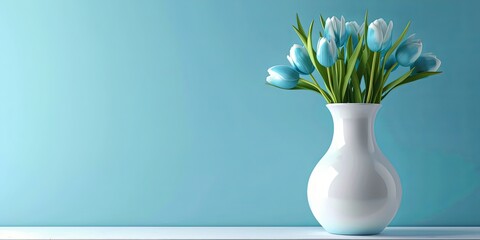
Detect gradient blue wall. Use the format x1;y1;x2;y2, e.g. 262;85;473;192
0;0;478;226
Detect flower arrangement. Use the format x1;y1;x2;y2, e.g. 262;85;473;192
266;13;442;103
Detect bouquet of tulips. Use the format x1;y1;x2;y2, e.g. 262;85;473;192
266;13;442;103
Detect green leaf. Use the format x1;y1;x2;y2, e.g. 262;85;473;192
351;70;362;102
290;79;334;103
320;15;326;28
382;68;415;94
382;21;411;71
325;66;336;102
342;34;364;101
266;82;297;90
293;26;307;46
375;62;398;102
359;46;370;78
296;79;319;91
361;48;375;102
265;78;333;103
346;36;353;59
373;53;386;103
377;21;411;102
383;63;398;83
296;14;305;35
265;79;318;93
366;51;380;103
363;10;368;38
400;71;442;85
338;47;345;61
382;71;442;100
346;81;353;102
333;61;340;98
305;20;335;100
298;79;333;103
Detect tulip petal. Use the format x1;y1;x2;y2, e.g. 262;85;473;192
324;16;347;47
359;22;365;36
396;34;422;66
324;18;335;42
385;54;399;71
287;44;314;75
367;22;383;51
367;18;395;52
377;18;387;31
346;21;359;33
346;21;360;46
339;16;346;46
397;43;422;66
381;20;394;51
267;65;300;81
266;65;300;89
317;38;337;67
384;21;393;43
287;55;295;67
266;75;298;89
411;53;441;73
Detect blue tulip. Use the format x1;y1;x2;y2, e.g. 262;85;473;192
324;16;347;47
396;34;422;66
316;37;338;67
266;65;300;89
384;54;399;71
287;44;314;75
345;21;363;47
411;53;441;73
367;18;393;52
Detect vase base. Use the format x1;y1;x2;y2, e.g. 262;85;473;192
323;227;385;236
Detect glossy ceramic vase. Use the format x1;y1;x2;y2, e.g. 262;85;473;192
307;104;402;235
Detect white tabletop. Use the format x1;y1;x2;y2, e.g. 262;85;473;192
0;227;479;240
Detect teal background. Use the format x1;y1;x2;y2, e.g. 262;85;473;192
0;0;478;226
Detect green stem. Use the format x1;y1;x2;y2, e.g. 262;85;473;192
317;87;333;103
326;68;337;103
340;60;345;101
309;74;321;88
310;74;333;103
333;63;339;98
366;51;378;103
301;78;332;103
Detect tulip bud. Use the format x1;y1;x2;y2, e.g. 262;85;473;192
384;54;399;71
266;65;300;89
287;44;314;75
367;18;393;52
345;21;364;47
411;53;441;73
316;37;338;67
324;16;347;47
396;35;422;66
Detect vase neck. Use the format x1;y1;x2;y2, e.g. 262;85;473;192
327;104;380;152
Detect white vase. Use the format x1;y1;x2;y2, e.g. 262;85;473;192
307;104;402;235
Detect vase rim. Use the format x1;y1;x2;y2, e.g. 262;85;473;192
326;103;382;112
326;103;381;106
